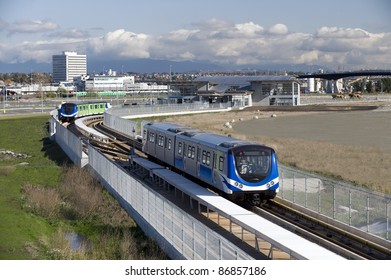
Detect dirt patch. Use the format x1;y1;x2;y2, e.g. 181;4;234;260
234;110;391;150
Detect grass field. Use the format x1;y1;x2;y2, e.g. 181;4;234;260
0;115;63;259
0;115;166;260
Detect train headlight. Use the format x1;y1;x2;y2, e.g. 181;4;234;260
267;183;271;188
239;184;243;189
235;182;239;187
270;180;274;186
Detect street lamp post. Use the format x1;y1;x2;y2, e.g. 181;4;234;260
3;85;6;114
130;127;136;156
40;83;43;113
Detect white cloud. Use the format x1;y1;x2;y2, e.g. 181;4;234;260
7;19;59;35
1;19;391;70
87;29;150;59
269;23;288;35
48;28;90;39
316;26;370;38
235;22;264;36
0;38;86;63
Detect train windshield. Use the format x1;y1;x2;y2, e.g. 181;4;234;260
233;147;271;183
62;103;76;114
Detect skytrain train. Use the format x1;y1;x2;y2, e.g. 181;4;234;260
58;101;111;122
142;122;279;205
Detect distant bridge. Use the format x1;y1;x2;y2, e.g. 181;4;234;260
297;70;391;93
297;70;391;80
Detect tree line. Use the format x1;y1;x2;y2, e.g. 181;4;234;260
350;78;391;93
0;72;53;85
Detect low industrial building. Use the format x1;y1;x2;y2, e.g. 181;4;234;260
193;75;301;107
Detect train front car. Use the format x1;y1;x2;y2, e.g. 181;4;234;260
58;103;77;122
225;144;279;206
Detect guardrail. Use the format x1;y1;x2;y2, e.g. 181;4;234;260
279;165;390;243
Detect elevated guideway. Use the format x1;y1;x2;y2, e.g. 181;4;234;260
131;156;345;260
75;116;109;141
53;103;349;259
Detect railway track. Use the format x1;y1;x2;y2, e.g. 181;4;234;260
254;200;390;259
76;117;391;260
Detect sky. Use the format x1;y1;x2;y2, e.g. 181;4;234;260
1;0;391;72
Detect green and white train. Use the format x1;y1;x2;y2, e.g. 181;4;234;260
58;101;111;122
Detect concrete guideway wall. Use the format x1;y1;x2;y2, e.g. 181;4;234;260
50;117;87;167
104;112;137;137
87;145;253;260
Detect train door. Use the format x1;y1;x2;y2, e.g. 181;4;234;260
196;146;201;177
148;130;156;157
212;151;216;183
164;135;174;166
175;140;185;170
184;143;197;177
156;134;165;162
213;151;225;191
141;127;148;153
199;146;213;184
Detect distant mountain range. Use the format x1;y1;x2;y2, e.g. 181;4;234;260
0;58;330;74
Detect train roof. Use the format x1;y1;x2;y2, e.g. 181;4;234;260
187;133;257;148
144;122;192;133
60;101;109;106
146;122;262;150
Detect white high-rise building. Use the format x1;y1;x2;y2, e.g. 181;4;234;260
52;51;87;83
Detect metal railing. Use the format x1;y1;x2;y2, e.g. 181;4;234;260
279;165;390;241
108;102;231;118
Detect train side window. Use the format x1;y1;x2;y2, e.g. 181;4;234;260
219;156;224;171
158;135;164;147
206;152;211;165
178;142;182;155
187;145;192;158
202;151;206;164
167;138;172;150
191;146;195;159
149;132;155;143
